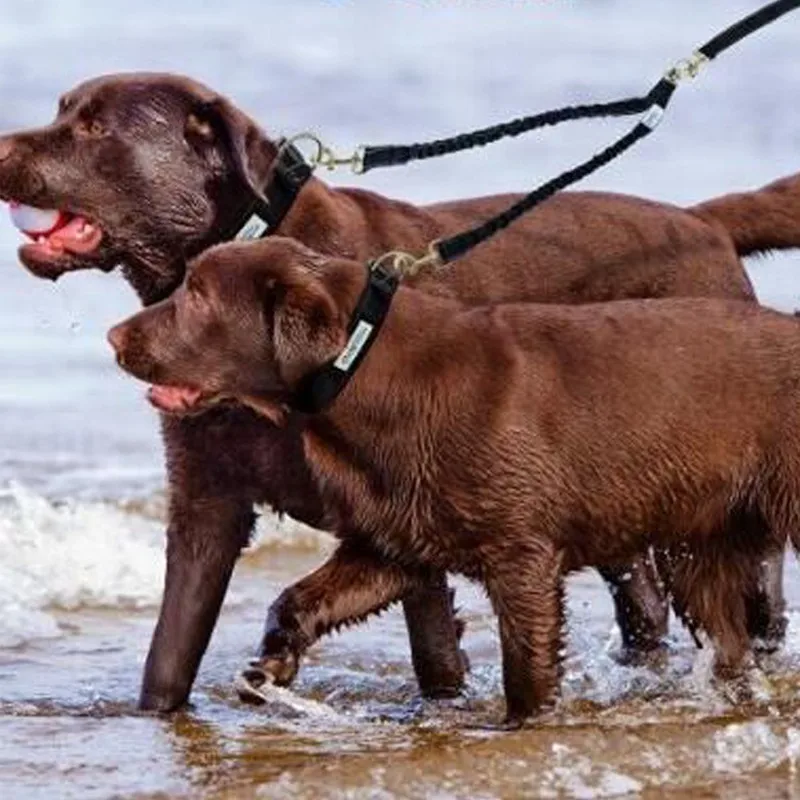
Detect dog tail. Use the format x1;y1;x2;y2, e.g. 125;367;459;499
690;172;800;258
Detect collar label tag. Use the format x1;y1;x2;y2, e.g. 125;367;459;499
235;213;270;241
334;320;374;372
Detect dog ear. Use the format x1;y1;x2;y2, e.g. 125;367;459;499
185;96;272;201
270;268;347;386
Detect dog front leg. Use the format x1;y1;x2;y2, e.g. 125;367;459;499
485;542;565;725
238;543;454;701
139;493;255;712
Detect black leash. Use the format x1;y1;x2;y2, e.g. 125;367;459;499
233;0;799;252
359;96;653;174
700;0;798;58
428;0;800;267
358;0;800;174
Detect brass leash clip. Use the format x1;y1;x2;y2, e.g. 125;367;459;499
370;241;444;279
283;132;365;174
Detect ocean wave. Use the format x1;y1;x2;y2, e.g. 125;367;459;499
0;482;332;648
0;482;165;647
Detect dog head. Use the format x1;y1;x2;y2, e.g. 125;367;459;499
0;72;276;303
107;237;350;419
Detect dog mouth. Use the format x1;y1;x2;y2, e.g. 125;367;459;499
9;202;110;280
146;383;223;415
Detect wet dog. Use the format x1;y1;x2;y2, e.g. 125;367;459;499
108;236;800;722
0;72;796;709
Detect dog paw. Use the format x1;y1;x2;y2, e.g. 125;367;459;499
713;673;754;706
712;660;772;706
235;652;300;705
235;663;273;706
422;683;464;700
418;651;469;699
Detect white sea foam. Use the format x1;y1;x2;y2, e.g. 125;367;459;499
0;482;332;649
0;482;165;647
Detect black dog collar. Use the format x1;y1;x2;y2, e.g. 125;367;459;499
225;141;398;414
230;140;313;242
291;262;400;414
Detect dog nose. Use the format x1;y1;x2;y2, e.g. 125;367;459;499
107;323;127;356
0;137;14;163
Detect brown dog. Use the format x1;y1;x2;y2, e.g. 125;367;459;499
0;72;797;710
108;236;800;722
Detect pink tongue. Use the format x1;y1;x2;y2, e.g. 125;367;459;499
47;215;102;254
147;385;202;412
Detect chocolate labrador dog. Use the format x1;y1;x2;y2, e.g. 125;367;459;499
108;236;800;723
0;72;796;710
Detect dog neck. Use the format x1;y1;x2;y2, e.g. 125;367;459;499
227;141;314;243
288;260;481;551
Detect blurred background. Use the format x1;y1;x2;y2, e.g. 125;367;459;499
0;2;799;798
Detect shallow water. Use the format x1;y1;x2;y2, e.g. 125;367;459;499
1;1;800;797
7;508;800;799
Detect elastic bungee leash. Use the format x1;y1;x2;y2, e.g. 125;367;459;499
361;0;800;174
289;0;799;178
